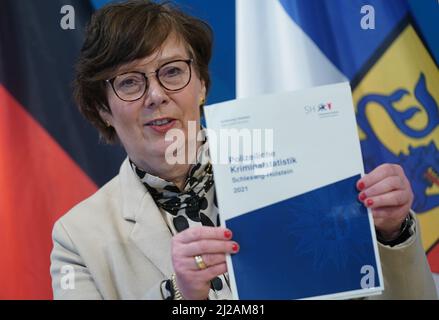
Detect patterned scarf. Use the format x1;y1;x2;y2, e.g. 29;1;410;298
130;142;232;300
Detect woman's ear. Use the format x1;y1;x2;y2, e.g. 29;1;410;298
99;108;113;128
199;83;207;106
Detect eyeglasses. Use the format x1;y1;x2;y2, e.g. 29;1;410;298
106;59;193;102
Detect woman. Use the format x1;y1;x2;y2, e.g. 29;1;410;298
50;0;437;300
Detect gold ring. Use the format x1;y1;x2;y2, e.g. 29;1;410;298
194;255;207;270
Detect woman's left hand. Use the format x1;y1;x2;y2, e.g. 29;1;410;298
356;163;414;240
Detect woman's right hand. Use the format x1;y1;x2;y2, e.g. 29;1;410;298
171;226;239;300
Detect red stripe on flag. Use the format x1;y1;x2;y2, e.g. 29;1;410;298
428;242;439;274
0;85;97;299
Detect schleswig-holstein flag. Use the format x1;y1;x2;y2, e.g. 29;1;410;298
237;0;439;280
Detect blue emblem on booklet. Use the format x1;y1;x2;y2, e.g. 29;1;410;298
227;174;380;300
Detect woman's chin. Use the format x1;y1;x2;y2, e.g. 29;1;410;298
149;140;187;164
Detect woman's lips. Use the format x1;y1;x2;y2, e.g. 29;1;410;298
145;118;177;134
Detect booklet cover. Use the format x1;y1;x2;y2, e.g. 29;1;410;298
203;83;384;300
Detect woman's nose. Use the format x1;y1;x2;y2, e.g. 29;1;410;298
145;77;169;109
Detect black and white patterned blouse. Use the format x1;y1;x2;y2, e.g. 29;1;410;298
130;143;232;300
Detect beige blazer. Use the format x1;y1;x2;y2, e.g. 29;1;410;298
50;158;437;299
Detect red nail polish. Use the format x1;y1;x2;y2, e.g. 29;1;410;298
224;230;232;239
366;198;374;207
232;243;239;252
358;182;365;191
359;192;367;201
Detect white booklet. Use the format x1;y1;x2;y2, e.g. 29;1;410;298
203;82;384;300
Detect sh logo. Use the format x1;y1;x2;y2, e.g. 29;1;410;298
304;102;333;114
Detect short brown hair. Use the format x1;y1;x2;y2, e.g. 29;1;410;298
74;0;213;143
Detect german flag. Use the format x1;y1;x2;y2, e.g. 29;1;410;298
0;0;125;299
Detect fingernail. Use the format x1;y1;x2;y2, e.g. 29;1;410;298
359;192;367;201
358;182;365;191
224;230;232;239
366;198;374;207
232;243;239;252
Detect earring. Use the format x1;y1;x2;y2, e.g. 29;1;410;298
105;120;111;128
199;97;205;106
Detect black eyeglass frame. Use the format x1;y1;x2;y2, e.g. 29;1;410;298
106;58;194;102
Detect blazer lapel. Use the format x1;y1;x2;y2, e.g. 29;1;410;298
119;158;174;277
